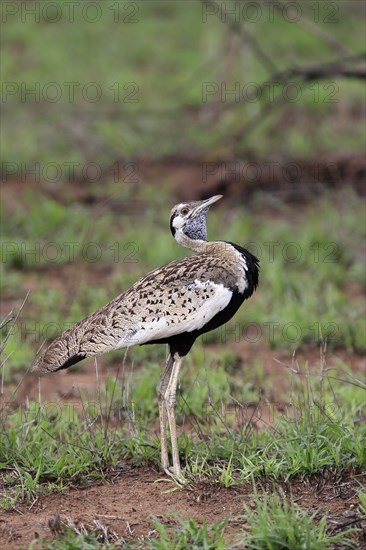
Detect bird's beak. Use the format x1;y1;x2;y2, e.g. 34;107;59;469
193;195;223;216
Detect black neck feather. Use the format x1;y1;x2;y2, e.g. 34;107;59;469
226;241;259;297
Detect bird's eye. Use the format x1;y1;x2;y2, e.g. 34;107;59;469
181;207;189;216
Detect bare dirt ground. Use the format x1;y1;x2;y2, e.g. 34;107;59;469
1;466;365;549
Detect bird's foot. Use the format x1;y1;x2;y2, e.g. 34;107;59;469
163;466;187;485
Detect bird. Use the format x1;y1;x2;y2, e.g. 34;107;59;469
32;195;259;479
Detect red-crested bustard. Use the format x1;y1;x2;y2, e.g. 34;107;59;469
32;195;259;478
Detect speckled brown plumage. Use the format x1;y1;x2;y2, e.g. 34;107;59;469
32;242;255;373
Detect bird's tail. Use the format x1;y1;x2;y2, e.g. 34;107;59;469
31;293;137;374
31;324;89;374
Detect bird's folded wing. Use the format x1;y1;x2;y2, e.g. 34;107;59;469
114;278;233;348
32;258;236;373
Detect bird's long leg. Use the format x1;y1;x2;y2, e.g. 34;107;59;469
165;353;183;478
157;353;174;471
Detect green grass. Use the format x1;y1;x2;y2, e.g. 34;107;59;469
358;490;366;517
28;523;127;549
1;344;365;510
242;490;356;549
150;516;228;550
28;516;229;549
0;403;119;508
182;400;366;482
28;501;357;550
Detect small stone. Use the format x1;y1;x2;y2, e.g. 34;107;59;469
343;510;356;518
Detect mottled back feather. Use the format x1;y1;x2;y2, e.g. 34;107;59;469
32;195;259;378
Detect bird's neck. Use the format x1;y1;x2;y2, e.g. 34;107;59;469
175;230;210;253
175;231;235;257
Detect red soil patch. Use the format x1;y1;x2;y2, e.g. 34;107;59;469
1;467;365;549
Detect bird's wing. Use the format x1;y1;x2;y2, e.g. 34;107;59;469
115;277;233;348
32;255;236;373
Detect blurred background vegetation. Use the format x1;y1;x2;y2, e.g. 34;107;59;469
1;0;365;377
1;0;365;167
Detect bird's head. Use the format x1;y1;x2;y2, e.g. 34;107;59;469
170;195;222;247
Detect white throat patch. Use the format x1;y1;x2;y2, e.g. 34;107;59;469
172;216;185;229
